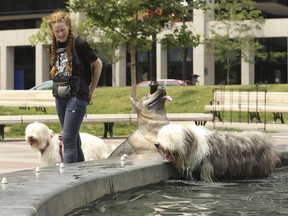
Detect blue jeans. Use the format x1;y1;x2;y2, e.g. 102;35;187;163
56;96;87;163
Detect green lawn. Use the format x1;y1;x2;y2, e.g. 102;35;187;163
2;84;288;139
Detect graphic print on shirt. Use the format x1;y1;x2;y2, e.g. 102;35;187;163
55;47;70;79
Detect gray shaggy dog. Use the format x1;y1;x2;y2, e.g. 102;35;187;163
154;124;281;182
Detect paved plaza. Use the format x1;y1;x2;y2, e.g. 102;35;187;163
0;137;126;174
0;122;288;174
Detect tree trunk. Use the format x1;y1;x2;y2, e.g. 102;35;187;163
130;45;137;113
226;58;230;85
226;68;230;85
130;45;137;99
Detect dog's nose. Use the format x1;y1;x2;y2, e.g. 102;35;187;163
28;136;34;141
154;142;160;148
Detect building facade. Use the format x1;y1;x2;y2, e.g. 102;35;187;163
0;0;287;89
0;0;66;89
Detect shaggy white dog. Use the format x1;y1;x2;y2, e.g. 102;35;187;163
25;122;109;167
154;124;281;182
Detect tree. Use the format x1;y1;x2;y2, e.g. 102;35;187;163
205;0;265;85
29;16;51;46
30;0;204;99
68;0;204;97
29;15;116;66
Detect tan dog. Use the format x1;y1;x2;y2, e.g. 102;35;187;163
25;122;109;167
109;87;172;157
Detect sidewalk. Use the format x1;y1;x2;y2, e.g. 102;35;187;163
0;139;39;174
206;121;288;133
0;137;125;174
0;122;288;175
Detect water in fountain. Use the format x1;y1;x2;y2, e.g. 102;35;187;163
66;166;288;215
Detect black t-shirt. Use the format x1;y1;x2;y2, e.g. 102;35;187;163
53;36;98;101
72;36;98;76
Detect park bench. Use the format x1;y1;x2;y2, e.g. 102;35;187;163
0;90;213;140
0;90;54;112
0;113;212;140
204;88;288;124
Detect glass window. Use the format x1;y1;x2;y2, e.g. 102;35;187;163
0;0;66;16
168;46;183;62
167;45;193;80
137;51;149;62
255;37;287;84
168;46;192;62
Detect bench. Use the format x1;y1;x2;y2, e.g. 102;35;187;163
0;113;213;140
0;90;213;140
84;113;212;137
0;90;55;112
204;89;288;124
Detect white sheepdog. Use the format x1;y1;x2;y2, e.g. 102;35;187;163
154;124;281;182
25;122;109;167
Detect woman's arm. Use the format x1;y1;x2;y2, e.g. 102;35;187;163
88;58;103;104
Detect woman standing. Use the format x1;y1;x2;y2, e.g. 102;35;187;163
48;10;103;163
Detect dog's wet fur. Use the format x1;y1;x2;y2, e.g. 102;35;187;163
155;124;281;182
109;87;172;157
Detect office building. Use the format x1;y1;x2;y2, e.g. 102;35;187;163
0;0;287;89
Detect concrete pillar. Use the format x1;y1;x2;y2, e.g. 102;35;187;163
113;44;127;86
0;46;14;90
241;59;255;85
203;51;214;85
35;44;50;84
157;43;167;79
193;8;214;85
287;37;288;83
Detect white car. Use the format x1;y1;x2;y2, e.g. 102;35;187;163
30;80;53;90
136;79;193;87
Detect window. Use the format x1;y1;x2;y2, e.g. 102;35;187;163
0;0;66;16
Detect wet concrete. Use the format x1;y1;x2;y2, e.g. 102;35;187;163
0;154;178;216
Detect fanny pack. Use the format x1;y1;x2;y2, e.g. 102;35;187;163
52;81;71;98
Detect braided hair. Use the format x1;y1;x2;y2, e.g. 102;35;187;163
48;10;73;78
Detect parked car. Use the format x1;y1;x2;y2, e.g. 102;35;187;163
136;79;193;87
29;80;53;90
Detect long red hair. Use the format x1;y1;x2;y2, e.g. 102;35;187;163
48;10;73;78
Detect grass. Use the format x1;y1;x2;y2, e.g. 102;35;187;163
2;84;288;139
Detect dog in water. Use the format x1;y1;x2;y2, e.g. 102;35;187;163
25;122;109;166
154;124;281;182
109;87;172;157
